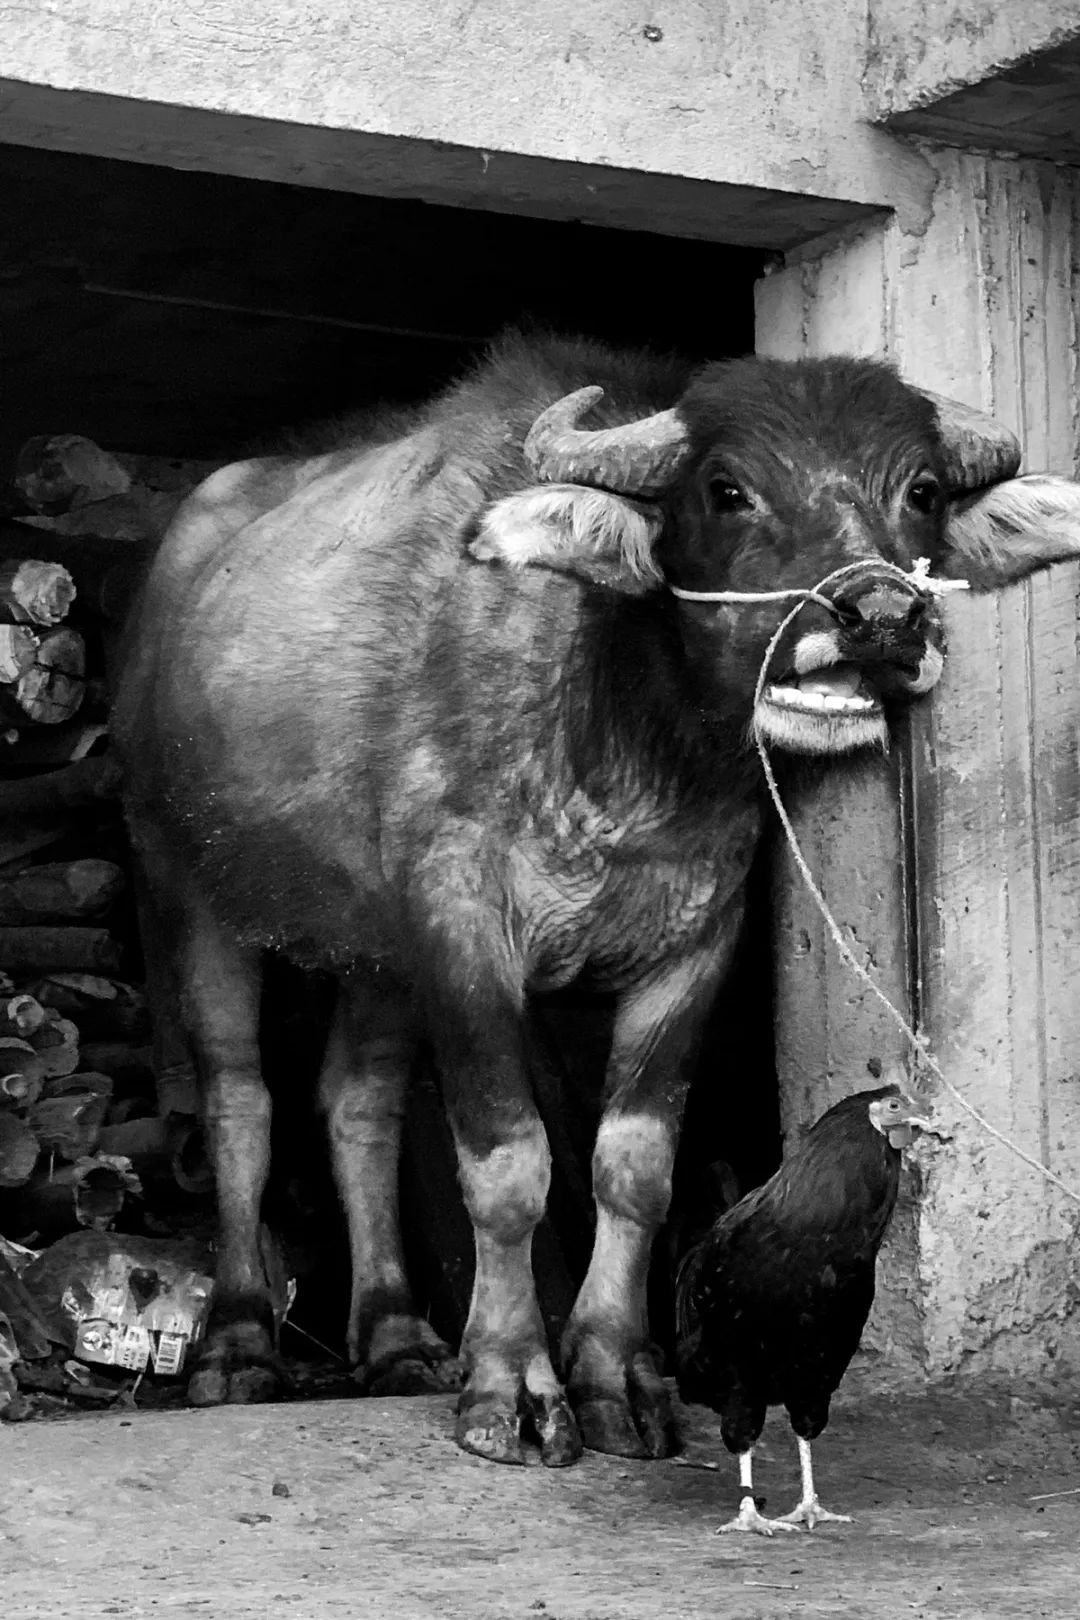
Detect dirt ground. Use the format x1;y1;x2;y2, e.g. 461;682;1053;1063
1;1375;1078;1620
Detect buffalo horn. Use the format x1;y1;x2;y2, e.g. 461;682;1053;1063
921;389;1022;492
524;385;690;498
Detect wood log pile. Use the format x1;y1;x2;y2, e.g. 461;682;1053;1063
0;435;221;1412
0;881;205;1230
0;430;213;1188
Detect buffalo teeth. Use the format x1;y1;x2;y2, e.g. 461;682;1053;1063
764;684;877;715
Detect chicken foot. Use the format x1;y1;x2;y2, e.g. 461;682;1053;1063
716;1449;803;1536
775;1436;852;1529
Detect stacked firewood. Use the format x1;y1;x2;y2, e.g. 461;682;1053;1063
1;433;216;706
0;948;147;1233
0;860;211;1239
0;435;215;1247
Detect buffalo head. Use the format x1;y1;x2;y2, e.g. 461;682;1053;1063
472;356;1027;757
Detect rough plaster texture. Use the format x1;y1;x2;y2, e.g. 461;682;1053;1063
866;0;1080;117
760;145;1080;1383
909;571;1080;1381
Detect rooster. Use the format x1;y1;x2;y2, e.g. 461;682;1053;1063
674;1086;930;1534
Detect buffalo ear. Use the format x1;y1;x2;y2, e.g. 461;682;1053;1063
943;474;1080;589
469;484;664;595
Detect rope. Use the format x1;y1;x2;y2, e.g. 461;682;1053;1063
736;559;1080;1209
672;585;837;608
670;555;972;606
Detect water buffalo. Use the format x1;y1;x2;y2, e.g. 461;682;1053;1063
113;331;1070;1466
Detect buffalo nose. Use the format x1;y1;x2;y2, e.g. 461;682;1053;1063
830;577;926;630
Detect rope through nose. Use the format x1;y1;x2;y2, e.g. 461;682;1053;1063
744;558;960;712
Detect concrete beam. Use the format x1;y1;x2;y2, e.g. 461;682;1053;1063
0;1;939;243
883;34;1080;166
0;83;877;249
865;0;1080;119
4;3;1077;242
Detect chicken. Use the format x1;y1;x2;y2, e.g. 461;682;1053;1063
674;1086;930;1534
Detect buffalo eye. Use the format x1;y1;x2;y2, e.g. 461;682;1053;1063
906;477;942;515
707;476;751;514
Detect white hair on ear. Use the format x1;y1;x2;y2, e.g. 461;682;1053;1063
470;484;664;589
945;473;1080;587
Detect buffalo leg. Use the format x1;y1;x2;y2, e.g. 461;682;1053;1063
425;970;578;1465
450;1097;580;1467
318;969;458;1394
180;903;283;1405
563;949;727;1458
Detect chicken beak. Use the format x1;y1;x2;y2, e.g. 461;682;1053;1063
888;1115;933;1149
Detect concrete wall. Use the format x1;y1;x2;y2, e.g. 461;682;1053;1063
759;144;1080;1385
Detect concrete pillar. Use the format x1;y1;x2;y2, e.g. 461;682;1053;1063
756;143;1080;1382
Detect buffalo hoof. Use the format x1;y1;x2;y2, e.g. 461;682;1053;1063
566;1343;678;1460
353;1314;461;1397
189;1358;285;1407
359;1349;462;1398
455;1378;583;1468
456;1399;528;1465
527;1389;582;1467
188;1300;288;1407
573;1392;676;1459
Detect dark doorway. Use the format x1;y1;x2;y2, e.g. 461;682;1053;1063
0;143;761;466
0;139;778;1379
